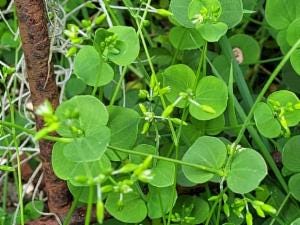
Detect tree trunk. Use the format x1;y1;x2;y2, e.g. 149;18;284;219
14;0;71;216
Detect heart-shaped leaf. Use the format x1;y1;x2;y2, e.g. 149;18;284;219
105;106;140;161
173;195;210;224
74;46;114;87
254;102;281;138
189;76;228;120
227;148;267;194
105;192;147;223
63;126;110;162
291;49;300;75
147;185;177;219
163;64;196;108
52;142;111;182
267;90;300;126
107;26;140;65
55;95;109;137
150;161;175;187
169;27;205;50
288;173;300;201
282;135;300;173
182;136;227;183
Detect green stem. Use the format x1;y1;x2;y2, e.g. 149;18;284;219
235;38;300;144
84;185;94;225
109;66;128;106
269;193;291;225
3;83;24;225
108;145;223;176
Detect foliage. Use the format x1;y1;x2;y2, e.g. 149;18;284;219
1;0;300;225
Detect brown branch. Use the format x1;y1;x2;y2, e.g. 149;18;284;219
14;0;71;216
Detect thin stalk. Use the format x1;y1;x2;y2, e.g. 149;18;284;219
235;38;300;144
108;145;223;176
3;83;24;225
269;193;291;225
84;185;94;225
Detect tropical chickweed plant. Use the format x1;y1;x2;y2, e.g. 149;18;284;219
1;0;300;225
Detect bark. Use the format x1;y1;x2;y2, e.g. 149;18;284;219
14;0;71;215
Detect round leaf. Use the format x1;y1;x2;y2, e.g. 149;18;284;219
287;18;300;46
63;126;110;162
219;0;243;28
197;22;228;42
254;102;281;138
169;0;194;28
107;26;140;65
189;76;228;120
265;0;300;30
74;46;114;87
163;64;196;108
289;173;300;201
55;95;109;137
169;27;204;50
65;76;87;98
291;218;300;225
130;144;156;164
267;90;300;126
291;49;300;75
229;34;261;64
173;195;210;224
227;149;267;194
105;106;140;161
52;142;111;181
105;192;147;223
147;185;177;219
150;161;176;187
282;135;300;173
182;136;227;183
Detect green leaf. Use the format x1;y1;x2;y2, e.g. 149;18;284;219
291;218;300;225
105;192;147;223
106;106;140;161
205;114;225;135
63;126;110;162
173;195;210;224
291;49;300;75
265;0;300;30
74;46;114;87
197;22;228;42
24;201;44;221
163;64;196;108
0;0;7;7
169;27;205;50
52;141;111;181
55;95;109;137
229;34;261;64
287;18;300;46
150;161;175;187
182;136;227;183
107;26;140;65
67;182;97;203
267;90;300;126
130;144;156;164
65;76;87;98
189;76;228;120
289;173;300;201
169;0;194;28
147;185;177;219
254;102;281;138
219;0;243;28
282;135;300;173
107;106;140;148
227;149;267;194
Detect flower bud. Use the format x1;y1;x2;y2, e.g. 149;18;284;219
156;9;173;17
